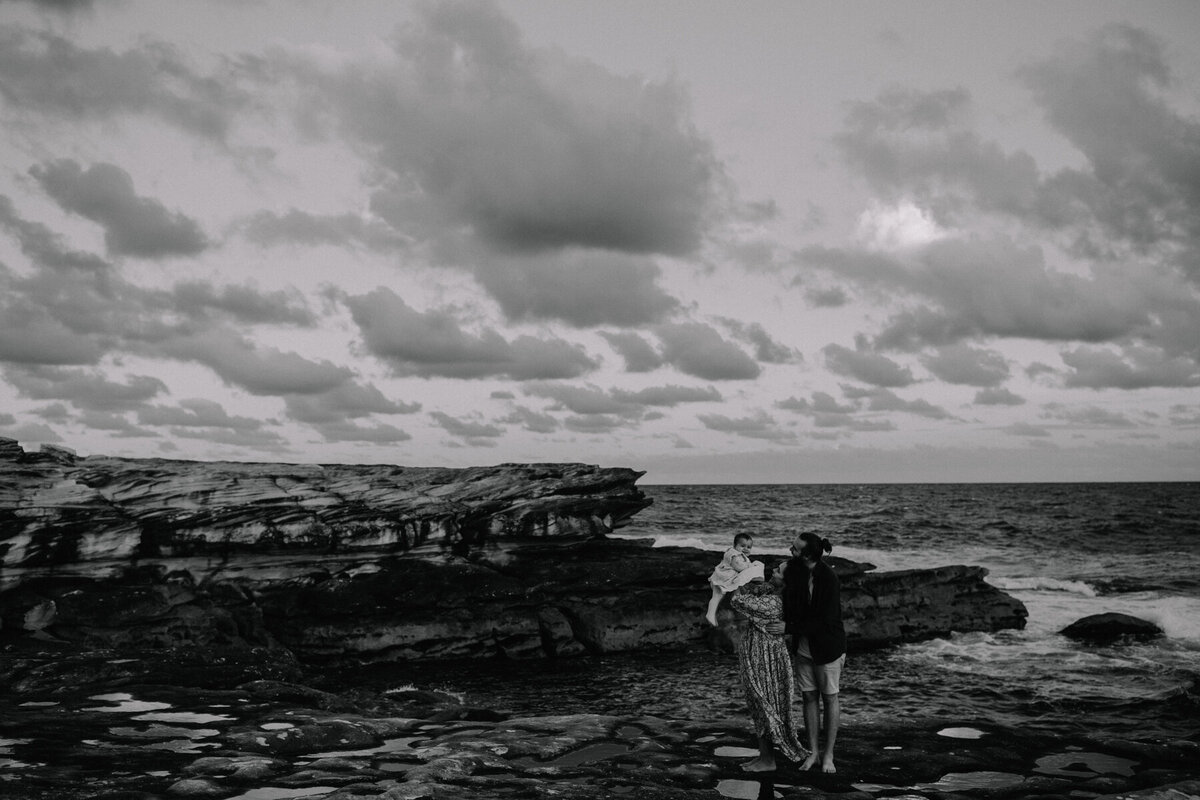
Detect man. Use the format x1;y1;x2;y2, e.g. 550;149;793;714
771;531;846;773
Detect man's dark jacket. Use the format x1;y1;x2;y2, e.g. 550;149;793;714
783;557;847;666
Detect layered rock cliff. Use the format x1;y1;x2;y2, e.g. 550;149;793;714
0;438;1027;684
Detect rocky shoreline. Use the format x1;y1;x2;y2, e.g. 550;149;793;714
3;648;1199;800
4;440;1197;798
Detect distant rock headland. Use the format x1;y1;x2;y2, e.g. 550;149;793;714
1;438;1027;688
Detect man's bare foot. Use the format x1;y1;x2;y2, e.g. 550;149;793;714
741;758;775;772
799;754;818;771
820;756;836;774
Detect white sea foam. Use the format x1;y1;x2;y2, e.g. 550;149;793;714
990;576;1098;597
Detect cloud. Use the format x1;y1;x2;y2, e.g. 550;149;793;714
600;331;664;373
523;382;629;416
474;249;679;327
610;384;721;407
0;26;245;139
655;322;760;380
430;410;503;444
842;385;954;420
498;405;559;433
137;398;266;431
823;341;914;387
974;387;1026;406
698;410;797;443
237;208;410;253
805;285;848;308
284;382;420;425
0;297;106;364
1043;403;1137;428
30;159;208;258
293;0;721;258
159;328;353;395
306;420;412;444
776;391;896;432
0;194;110;272
1005;421;1050;437
78;410;155;437
1060;345;1200;389
170;281;316;326
346;287;597;380
1018;24;1200;272
5;365;166;410
718;318;798;363
922;343;1010;386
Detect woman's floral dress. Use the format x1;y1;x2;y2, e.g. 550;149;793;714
730;584;809;763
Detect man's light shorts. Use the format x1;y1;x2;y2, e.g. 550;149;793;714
794;651;845;695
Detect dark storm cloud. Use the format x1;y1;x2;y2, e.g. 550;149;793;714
474;250;679;327
0;26;245;139
30;160;208;258
599;331;664;373
4;365;165;410
654;322;760;380
346;287;597;380
137;398;265;431
282;0;720;259
283;382;420;425
823;342;914;387
922;343;1010;387
1060;345;1200;389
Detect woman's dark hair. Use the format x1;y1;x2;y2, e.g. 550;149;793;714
798;532;832;562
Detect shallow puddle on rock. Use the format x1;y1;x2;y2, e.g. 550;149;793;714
714;746;759;759
716;778;782;799
17;701;59;708
133;711;235;724
936;726;985;739
83;693;172;713
222;787;338;800
305;736;421;758
517;742;631;768
922;771;1025;791
108;725;220;740
1035;751;1137;778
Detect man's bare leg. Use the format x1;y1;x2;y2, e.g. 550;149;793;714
742;735;776;772
798;690;819;771
820;693;839;773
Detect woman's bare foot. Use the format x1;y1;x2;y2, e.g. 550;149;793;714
799;754;818;771
820;755;836;774
741;758;775;772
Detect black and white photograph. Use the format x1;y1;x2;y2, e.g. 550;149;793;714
1;1;1198;798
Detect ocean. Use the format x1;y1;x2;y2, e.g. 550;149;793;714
380;482;1200;741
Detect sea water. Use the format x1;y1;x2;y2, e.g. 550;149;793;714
376;483;1200;741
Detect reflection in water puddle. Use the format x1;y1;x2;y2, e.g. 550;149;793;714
1035;751;1137;778
17;702;59;708
937;726;985;739
108;725;219;740
714;746;758;759
924;771;1025;791
716;778;781;799
133;711;235;724
83;693;172;713
224;787;338;800
305;736;421;758
514;742;632;768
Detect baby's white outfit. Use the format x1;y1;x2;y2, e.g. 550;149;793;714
708;546;764;591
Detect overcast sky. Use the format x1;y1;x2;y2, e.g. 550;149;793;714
1;0;1198;483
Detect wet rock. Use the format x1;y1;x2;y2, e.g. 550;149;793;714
1061;613;1164;644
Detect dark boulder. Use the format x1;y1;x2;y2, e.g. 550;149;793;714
1061;612;1164;644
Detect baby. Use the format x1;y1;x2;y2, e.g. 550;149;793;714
705;532;764;626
